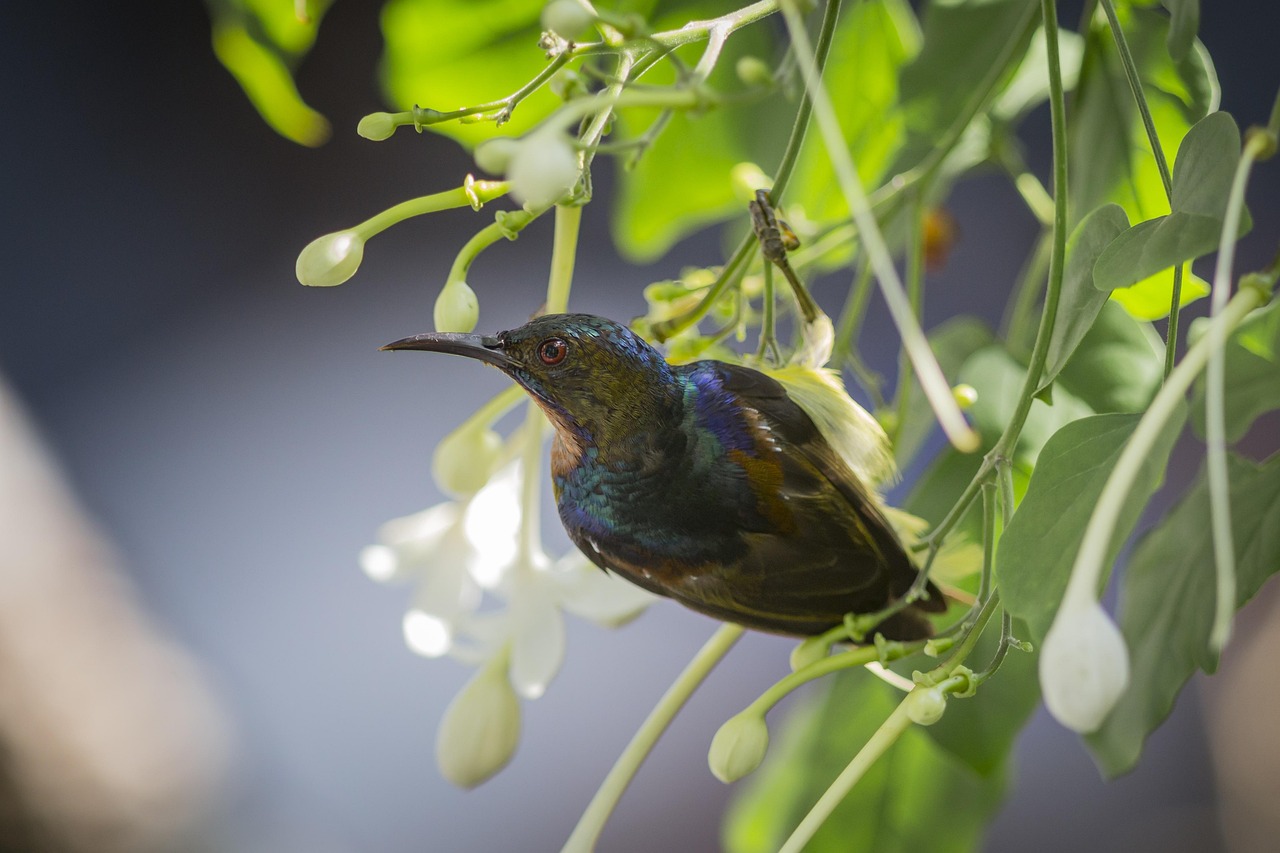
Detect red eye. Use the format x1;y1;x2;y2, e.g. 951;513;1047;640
538;337;568;365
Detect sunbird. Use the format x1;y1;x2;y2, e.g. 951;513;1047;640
383;313;945;640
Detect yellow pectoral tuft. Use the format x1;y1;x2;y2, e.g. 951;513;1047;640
766;364;897;489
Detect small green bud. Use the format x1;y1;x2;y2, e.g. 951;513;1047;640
541;0;595;40
708;712;769;783
357;112;397;141
436;658;522;788
508;129;579;209
952;384;978;410
296;230;365;287
789;635;830;671
904;686;948;726
735;56;775;87
435;280;480;334
433;426;504;497
474;138;519;175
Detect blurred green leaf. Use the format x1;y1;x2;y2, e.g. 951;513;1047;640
784;0;920;225
1038;204;1130;396
997;409;1185;643
1094;112;1249;292
612;10;786;260
380;0;561;148
894;317;994;469
1163;0;1200;62
1069;6;1218;319
1191;299;1280;441
206;0;335;145
1087;452;1280;777
992;25;1084;122
1056;301;1164;414
897;0;1036;163
723;669;1006;853
960;346;1095;467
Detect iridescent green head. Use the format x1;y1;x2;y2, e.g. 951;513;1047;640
383;313;680;443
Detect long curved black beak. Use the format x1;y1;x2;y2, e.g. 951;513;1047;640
379;332;512;369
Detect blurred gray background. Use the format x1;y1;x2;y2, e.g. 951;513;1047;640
3;1;1280;851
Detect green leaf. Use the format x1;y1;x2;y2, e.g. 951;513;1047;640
1055;301;1164;414
206;0;335;145
612;11;788;260
897;0;1036;163
894;317;994;470
723;669;1006;853
1068;6;1219;319
1093;113;1249;293
924;618;1040;776
1038;204;1130;396
1162;0;1200;62
1191;299;1280;441
380;0;560;148
997;409;1186;643
959;347;1095;467
992;25;1085;122
784;0;921;225
1086;453;1280;777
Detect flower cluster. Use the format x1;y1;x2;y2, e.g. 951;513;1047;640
361;421;652;787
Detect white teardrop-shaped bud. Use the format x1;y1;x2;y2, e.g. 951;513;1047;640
296;230;365;287
1039;600;1130;733
708;711;770;783
434;279;480;333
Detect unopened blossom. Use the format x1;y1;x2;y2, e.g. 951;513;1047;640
296;229;365;286
1040;599;1130;732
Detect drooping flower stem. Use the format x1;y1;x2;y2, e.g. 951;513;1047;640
779;0;979;453
562;623;745;853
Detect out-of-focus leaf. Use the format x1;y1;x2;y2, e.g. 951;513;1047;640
612;9;787;260
206;0;335;145
992;25;1084;122
1094;113;1249;292
1191;299;1280;440
1038;204;1130;396
1163;0;1200;62
723;669;1006;853
1069;6;1218;319
1087;453;1280;777
894;317;994;470
1056;301;1164;414
784;0;921;226
381;0;583;148
960;347;1095;467
997;409;1185;643
897;0;1037;164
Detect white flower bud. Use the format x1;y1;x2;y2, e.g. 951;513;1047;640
952;384;978;410
436;658;522;788
541;0;595;39
507;130;579;209
434;280;480;333
474;138;519;175
433;425;503;498
296;229;365;287
1039;600;1130;733
708;712;770;783
904;686;948;726
789;635;830;671
357;112;397;141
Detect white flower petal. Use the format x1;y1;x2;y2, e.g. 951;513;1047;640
436;657;522;788
1040;600;1130;733
551;552;654;627
403;610;453;658
509;586;565;700
463;465;522;589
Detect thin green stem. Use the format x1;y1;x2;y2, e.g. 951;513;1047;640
977;482;997;603
355;180;512;238
745;639;927;720
772;0;841;197
780;0;979;452
446;211;537;285
1097;0;1183;378
1001;231;1053;356
562;624;745;853
1205;131;1270;651
406;52;572;129
890;194;927;447
547;204;582;314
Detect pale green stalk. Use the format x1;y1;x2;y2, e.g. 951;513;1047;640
1205;130;1273;651
1060;285;1266;612
562;624;745;853
356;180;511;237
779;0;979;453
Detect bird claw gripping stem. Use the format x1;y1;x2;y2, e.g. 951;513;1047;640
749;190;819;323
